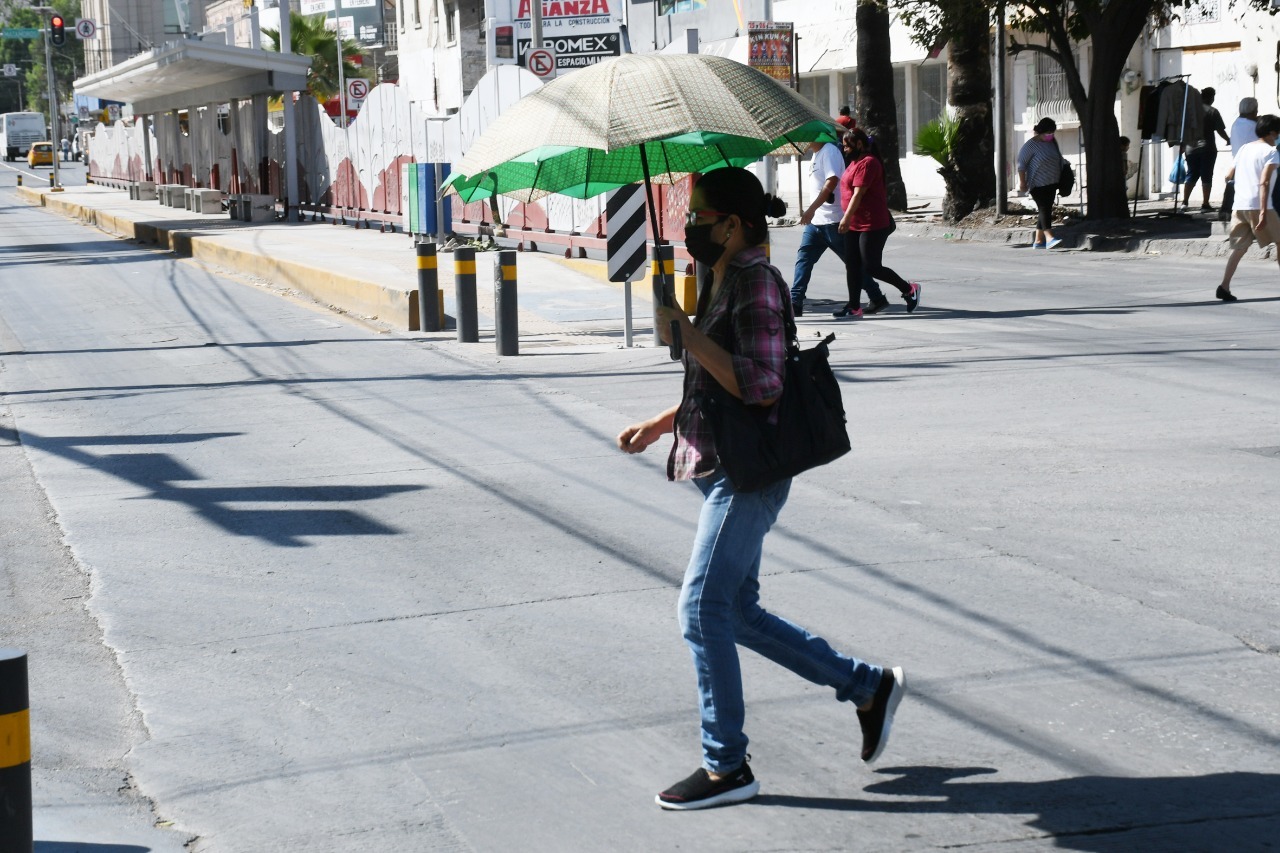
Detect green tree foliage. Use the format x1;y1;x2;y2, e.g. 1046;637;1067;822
895;1;1280;220
0;0;84;119
263;11;368;104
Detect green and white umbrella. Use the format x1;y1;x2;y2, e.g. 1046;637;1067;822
441;52;840;203
441;52;839;358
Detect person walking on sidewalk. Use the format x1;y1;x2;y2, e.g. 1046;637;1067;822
1218;114;1280;302
1017;118;1065;249
1182;88;1230;212
789;140;886;316
1229;97;1259;157
616;166;906;811
834;129;920;318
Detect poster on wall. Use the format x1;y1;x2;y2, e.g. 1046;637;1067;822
748;21;794;87
489;0;623;73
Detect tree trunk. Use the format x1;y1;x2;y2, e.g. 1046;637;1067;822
1081;34;1134;219
942;5;996;222
856;0;908;210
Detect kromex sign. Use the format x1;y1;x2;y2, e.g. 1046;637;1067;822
486;0;622;73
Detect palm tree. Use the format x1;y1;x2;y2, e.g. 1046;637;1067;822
855;0;907;210
264;11;367;104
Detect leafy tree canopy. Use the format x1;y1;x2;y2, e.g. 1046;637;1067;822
264;12;368;104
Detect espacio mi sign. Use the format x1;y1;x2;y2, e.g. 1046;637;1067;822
510;0;620;72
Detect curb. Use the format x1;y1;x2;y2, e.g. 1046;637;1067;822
17;186;423;330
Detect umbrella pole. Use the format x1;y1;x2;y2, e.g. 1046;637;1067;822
639;145;682;360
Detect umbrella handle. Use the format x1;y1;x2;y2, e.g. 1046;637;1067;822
668;318;682;361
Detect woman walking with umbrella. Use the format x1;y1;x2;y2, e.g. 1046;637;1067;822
834;129;922;317
617;167;906;810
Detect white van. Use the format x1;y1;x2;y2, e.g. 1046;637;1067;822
1;112;47;161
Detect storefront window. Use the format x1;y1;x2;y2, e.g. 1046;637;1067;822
916;63;947;130
798;75;830;114
838;71;857;115
893;66;906;158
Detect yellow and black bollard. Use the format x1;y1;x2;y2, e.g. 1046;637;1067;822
15;173;21;187
416;242;442;333
454;247;479;343
0;648;32;851
493;250;518;356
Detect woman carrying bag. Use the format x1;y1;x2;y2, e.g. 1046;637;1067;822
1017;117;1066;249
616;167;905;811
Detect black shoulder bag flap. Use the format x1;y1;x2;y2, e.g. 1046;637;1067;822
694;264;852;492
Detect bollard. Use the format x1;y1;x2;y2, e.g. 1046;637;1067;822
650;244;681;359
0;649;32;852
493;250;518;356
417;242;441;332
454;247;479;343
15;174;21;187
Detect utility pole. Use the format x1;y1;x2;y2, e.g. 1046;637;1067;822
531;0;544;49
995;0;1007;215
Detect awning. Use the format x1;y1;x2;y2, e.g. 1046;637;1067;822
73;39;312;115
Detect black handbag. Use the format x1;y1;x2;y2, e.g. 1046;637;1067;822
694;268;852;492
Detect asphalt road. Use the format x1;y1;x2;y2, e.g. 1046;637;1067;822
2;186;1279;851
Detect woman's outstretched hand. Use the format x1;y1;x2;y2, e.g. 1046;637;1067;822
617;421;661;454
617;407;677;455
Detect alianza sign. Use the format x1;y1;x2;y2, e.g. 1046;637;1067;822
486;0;622;73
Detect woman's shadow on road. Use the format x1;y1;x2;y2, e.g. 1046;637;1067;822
755;765;1280;850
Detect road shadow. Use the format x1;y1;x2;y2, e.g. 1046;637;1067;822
1;426;423;547
36;844;152;853
755;766;1280;850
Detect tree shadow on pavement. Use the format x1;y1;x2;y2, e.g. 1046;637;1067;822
755;766;1280;850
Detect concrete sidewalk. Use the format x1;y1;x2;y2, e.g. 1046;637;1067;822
16;183;648;353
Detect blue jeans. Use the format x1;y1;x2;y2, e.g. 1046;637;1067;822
679;470;883;773
791;223;884;304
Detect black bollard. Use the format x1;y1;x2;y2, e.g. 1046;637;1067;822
454;247;479;343
417;242;441;332
493;250;518;356
0;648;32;853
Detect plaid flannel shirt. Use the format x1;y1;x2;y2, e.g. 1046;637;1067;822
667;246;789;481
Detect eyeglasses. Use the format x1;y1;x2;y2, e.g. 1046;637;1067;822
684;209;730;226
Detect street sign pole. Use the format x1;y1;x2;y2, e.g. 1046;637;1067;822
43;21;61;191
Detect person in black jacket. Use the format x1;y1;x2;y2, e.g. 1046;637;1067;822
1183;88;1231;212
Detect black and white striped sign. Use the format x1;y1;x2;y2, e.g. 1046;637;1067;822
607;185;648;283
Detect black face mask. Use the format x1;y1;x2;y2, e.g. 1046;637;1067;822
684;222;726;266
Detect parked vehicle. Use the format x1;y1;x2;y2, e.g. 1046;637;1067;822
1;112;46;161
27;141;54;168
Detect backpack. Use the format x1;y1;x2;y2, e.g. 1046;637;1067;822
1051;138;1075;197
1058;159;1075;197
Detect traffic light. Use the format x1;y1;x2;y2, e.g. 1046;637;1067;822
50;15;65;46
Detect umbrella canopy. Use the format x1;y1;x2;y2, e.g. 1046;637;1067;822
442;52;840;203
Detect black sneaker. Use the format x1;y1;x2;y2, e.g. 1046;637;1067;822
656;763;759;810
1216;285;1238;302
858;666;905;763
904;283;922;314
864;297;891;315
791;299;805;317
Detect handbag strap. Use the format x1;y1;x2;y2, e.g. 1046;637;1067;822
713;259;798;351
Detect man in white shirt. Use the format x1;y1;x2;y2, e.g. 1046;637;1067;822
1219;113;1280;301
1229;98;1259;157
790;140;887;316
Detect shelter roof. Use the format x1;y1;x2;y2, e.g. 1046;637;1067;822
73;39;311;115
